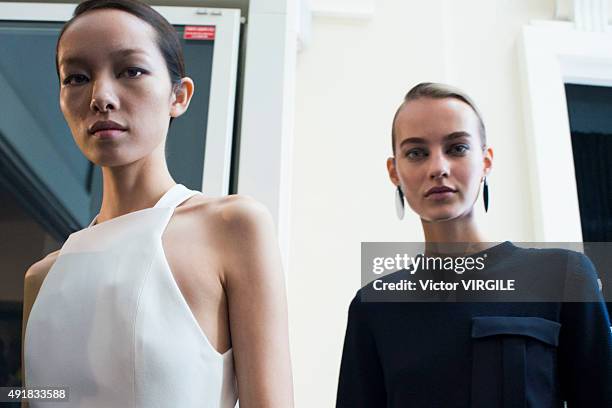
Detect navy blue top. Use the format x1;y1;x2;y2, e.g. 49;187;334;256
336;242;612;407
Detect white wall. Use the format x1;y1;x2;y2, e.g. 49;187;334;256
289;0;555;406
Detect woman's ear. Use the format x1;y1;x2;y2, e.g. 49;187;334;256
387;157;401;186
483;146;493;176
170;77;195;119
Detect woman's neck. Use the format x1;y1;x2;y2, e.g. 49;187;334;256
420;210;492;256
97;149;176;223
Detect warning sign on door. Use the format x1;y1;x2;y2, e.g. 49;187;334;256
184;26;216;40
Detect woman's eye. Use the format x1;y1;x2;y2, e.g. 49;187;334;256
405;148;427;160
120;67;146;78
449;144;469;155
62;74;88;86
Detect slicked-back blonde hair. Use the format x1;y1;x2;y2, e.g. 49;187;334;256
391;82;486;153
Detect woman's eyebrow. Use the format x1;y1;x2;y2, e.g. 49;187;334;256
58;55;86;67
399;131;471;147
399;137;427;147
444;131;471;141
58;48;148;67
108;48;149;59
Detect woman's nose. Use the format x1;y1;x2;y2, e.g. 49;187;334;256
89;79;119;113
428;150;450;179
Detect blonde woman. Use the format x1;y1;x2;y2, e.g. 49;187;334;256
337;83;612;407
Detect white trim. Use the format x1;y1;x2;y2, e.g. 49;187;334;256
518;21;612;241
297;0;312;51
554;0;610;31
238;0;297;270
560;54;612;86
572;0;609;32
0;2;241;197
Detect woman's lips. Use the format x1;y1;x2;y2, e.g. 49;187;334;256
425;186;457;200
93;129;126;139
426;191;455;200
88;120;127;139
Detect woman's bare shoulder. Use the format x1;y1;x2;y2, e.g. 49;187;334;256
25;250;60;286
184;194;273;230
183;194;276;262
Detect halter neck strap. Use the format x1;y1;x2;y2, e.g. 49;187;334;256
87;184;200;227
153;184;200;209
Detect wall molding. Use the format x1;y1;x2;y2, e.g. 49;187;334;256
518;21;612;241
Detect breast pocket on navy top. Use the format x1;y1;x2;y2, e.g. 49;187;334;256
470;316;562;408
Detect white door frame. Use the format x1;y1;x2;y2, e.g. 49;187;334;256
518;20;612;241
238;0;297;266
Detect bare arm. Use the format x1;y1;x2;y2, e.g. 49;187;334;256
21;251;58;408
218;197;294;407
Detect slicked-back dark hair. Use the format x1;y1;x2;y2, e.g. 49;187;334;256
55;0;186;124
391;82;486;153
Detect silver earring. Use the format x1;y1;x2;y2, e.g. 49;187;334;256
395;186;405;220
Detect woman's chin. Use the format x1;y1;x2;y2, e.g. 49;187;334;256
421;208;462;223
87;153;139;168
84;144;155;167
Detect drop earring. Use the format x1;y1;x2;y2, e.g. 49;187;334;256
483;177;489;213
395;186;405;220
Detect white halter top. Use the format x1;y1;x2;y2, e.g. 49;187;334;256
25;184;238;408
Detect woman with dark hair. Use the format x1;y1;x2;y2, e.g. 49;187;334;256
22;1;293;407
336;82;612;407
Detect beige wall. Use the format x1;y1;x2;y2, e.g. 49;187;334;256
289;0;555;406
